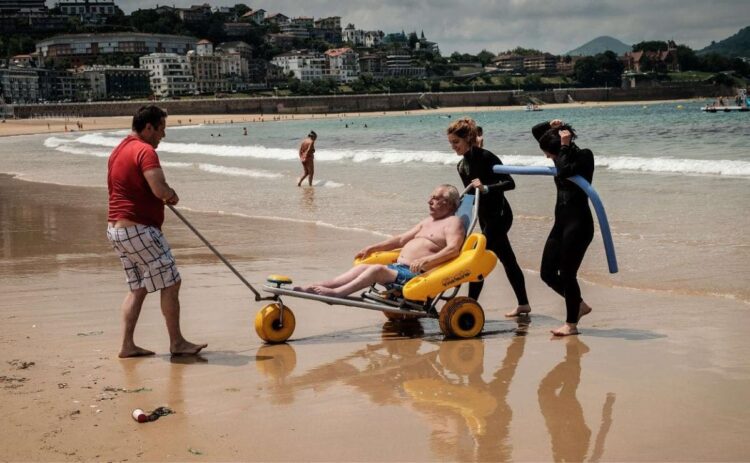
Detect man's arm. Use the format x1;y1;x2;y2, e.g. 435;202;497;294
409;217;465;273
143;168;179;205
355;222;422;259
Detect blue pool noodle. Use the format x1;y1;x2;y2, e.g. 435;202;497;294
493;165;618;273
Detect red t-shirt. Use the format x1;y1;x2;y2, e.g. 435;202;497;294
107;135;165;229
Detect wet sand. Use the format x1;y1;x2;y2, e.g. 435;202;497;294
0;98;696;138
1;173;749;461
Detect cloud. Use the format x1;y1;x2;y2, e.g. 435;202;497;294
112;0;748;54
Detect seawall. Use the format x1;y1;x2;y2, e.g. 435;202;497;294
9;84;731;118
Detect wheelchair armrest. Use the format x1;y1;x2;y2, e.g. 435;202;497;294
403;233;497;302
355;249;400;266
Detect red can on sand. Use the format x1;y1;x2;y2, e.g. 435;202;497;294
132;409;148;423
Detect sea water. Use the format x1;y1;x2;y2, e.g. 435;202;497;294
1;100;748;302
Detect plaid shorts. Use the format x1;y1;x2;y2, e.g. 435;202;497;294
107;225;181;293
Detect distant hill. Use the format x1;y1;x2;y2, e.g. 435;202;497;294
698;26;750;57
565;36;631;56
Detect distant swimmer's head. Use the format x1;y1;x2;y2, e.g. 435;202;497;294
538;124;576;156
446;117;477;156
308;130;317;140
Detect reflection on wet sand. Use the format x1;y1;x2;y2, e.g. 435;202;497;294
300;186;317;212
0;174;109;275
256;318;531;461
538;337;616;462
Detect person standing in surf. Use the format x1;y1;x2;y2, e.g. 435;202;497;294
297;130;317;187
532;119;594;336
447;117;531;317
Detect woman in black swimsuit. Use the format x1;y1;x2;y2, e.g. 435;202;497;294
447;117;531;317
532;120;594;336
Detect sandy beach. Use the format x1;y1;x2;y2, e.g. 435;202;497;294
0;98;695;138
2;97;750;461
1;164;749;462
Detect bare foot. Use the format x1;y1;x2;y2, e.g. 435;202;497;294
551;323;579;337
170;341;208;356
293;285;319;294
311;286;339;297
505;304;531;317
578;301;592;321
119;346;155;358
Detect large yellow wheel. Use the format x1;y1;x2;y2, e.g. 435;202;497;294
255;303;296;344
439;297;484;339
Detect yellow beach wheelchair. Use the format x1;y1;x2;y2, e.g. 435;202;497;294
257;189;498;343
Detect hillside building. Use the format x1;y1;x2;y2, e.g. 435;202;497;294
139;53;196;97
324;47;359;83
55;0;119;23
73;65;150;100
36;33;197;66
271;50;325;82
0;66;39;103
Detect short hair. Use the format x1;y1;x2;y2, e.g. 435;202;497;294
132;105;167;133
439;184;461;211
446;117;478;146
308;130;317;139
538;124;577;155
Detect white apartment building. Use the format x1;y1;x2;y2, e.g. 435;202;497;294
139;53;196;97
343;24;384;47
324;48;360;83
343;24;363;45
271;51;325;82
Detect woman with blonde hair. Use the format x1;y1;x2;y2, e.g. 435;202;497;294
446;117;530;317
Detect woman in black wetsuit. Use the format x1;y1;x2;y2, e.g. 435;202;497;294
447;117;531;317
532;120;594;336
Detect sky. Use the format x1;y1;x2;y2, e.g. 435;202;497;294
95;0;748;55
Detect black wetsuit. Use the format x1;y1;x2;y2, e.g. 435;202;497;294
457;146;529;305
532;122;595;324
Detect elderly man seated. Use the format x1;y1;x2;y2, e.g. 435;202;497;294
297;184;466;297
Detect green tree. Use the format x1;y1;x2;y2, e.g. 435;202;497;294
503;47;545;56
233;4;251;16
676;45;700;71
632;41;668;52
476;50;495;66
522;74;542;90
574;51;623;86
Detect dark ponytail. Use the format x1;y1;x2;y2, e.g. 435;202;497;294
538;124;576;155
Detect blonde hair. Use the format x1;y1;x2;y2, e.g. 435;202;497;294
446;117;478;146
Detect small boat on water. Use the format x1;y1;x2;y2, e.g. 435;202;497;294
702;90;749;112
701;105;749;112
525;104;542;111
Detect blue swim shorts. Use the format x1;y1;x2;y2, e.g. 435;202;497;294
387;263;418;287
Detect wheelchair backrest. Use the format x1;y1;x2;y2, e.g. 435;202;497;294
456;193;476;235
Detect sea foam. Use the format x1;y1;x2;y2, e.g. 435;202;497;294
65;135;750;177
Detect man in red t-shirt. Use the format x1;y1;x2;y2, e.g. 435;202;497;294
106;105;206;358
